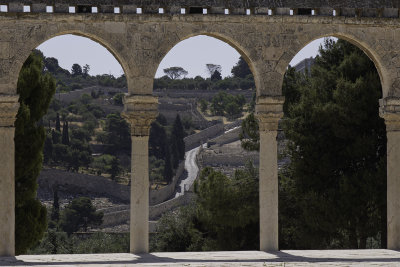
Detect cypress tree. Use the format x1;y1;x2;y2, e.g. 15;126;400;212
171;114;185;160
51;187;60;223
15;51;56;254
61;121;69;145
55;112;61;132
43;133;53;164
163;144;173;184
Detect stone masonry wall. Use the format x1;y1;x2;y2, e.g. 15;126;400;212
184;123;225;151
38;163;184;205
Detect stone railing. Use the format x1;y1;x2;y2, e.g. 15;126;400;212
0;1;398;18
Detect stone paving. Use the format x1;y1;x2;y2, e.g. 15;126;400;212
1;250;400;266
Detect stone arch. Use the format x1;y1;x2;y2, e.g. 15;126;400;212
10;29;129;95
153;32;260;94
277;31;388;97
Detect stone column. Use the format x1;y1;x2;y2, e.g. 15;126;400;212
0;94;19;257
256;96;284;252
123;94;158;254
380;97;400;250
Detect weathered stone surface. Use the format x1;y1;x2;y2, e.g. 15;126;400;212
122;94;158;136
8;250;400;266
2;0;400;9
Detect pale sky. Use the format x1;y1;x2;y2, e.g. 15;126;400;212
37;34;324;78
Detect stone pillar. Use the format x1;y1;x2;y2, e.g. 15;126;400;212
256;96;284;252
380;97;400;250
123;94;158;254
0;94;19;257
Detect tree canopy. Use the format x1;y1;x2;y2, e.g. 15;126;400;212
59;197;103;236
163;67;188;80
231;57;252;78
280;39;387;249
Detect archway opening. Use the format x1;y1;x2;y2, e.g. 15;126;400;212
149;35;260;252
15;34;131;254
277;37;386;250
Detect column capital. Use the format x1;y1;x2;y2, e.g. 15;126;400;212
255;96;284;132
379;97;400;131
0;94;19;127
122;94;158;137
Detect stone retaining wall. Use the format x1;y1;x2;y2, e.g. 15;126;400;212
38;162;185;206
149;161;185;205
184;123;225;151
200;153;259;167
101;192;196;227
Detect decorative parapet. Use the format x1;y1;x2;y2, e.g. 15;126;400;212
0;0;398;17
0;94;19;127
122;94;158;136
255;96;284;132
380;97;400;132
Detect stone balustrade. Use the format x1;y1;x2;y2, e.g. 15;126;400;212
0;0;399;18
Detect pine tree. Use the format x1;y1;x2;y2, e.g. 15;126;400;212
55;112;61;132
15;51;56;254
281;39;387;249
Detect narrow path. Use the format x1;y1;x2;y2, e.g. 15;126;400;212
175;146;201;197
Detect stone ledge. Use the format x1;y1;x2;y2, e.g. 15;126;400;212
5;250;400;266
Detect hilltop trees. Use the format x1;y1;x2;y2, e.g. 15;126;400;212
71;63;83;76
206;64;222;78
163;67;188;80
231;57;252;78
15;51;56;254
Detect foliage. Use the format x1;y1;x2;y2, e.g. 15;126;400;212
113;93;124;106
194;163;259;250
15;51;56;254
30;232;129;254
91;154;117;175
163;66;188;80
50;188;60;224
211;70;222;81
104;113;131;154
280;39;387;249
151;205;205;252
82;64;90;78
110;157;121;180
170;115;186;168
199;99;208;113
153;163;259;252
71;64;83;76
231;57;252;78
59;197;103;236
210;92;245;118
206;64;222;78
239;113;260;151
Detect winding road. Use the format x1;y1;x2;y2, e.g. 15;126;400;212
175;146;201;197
